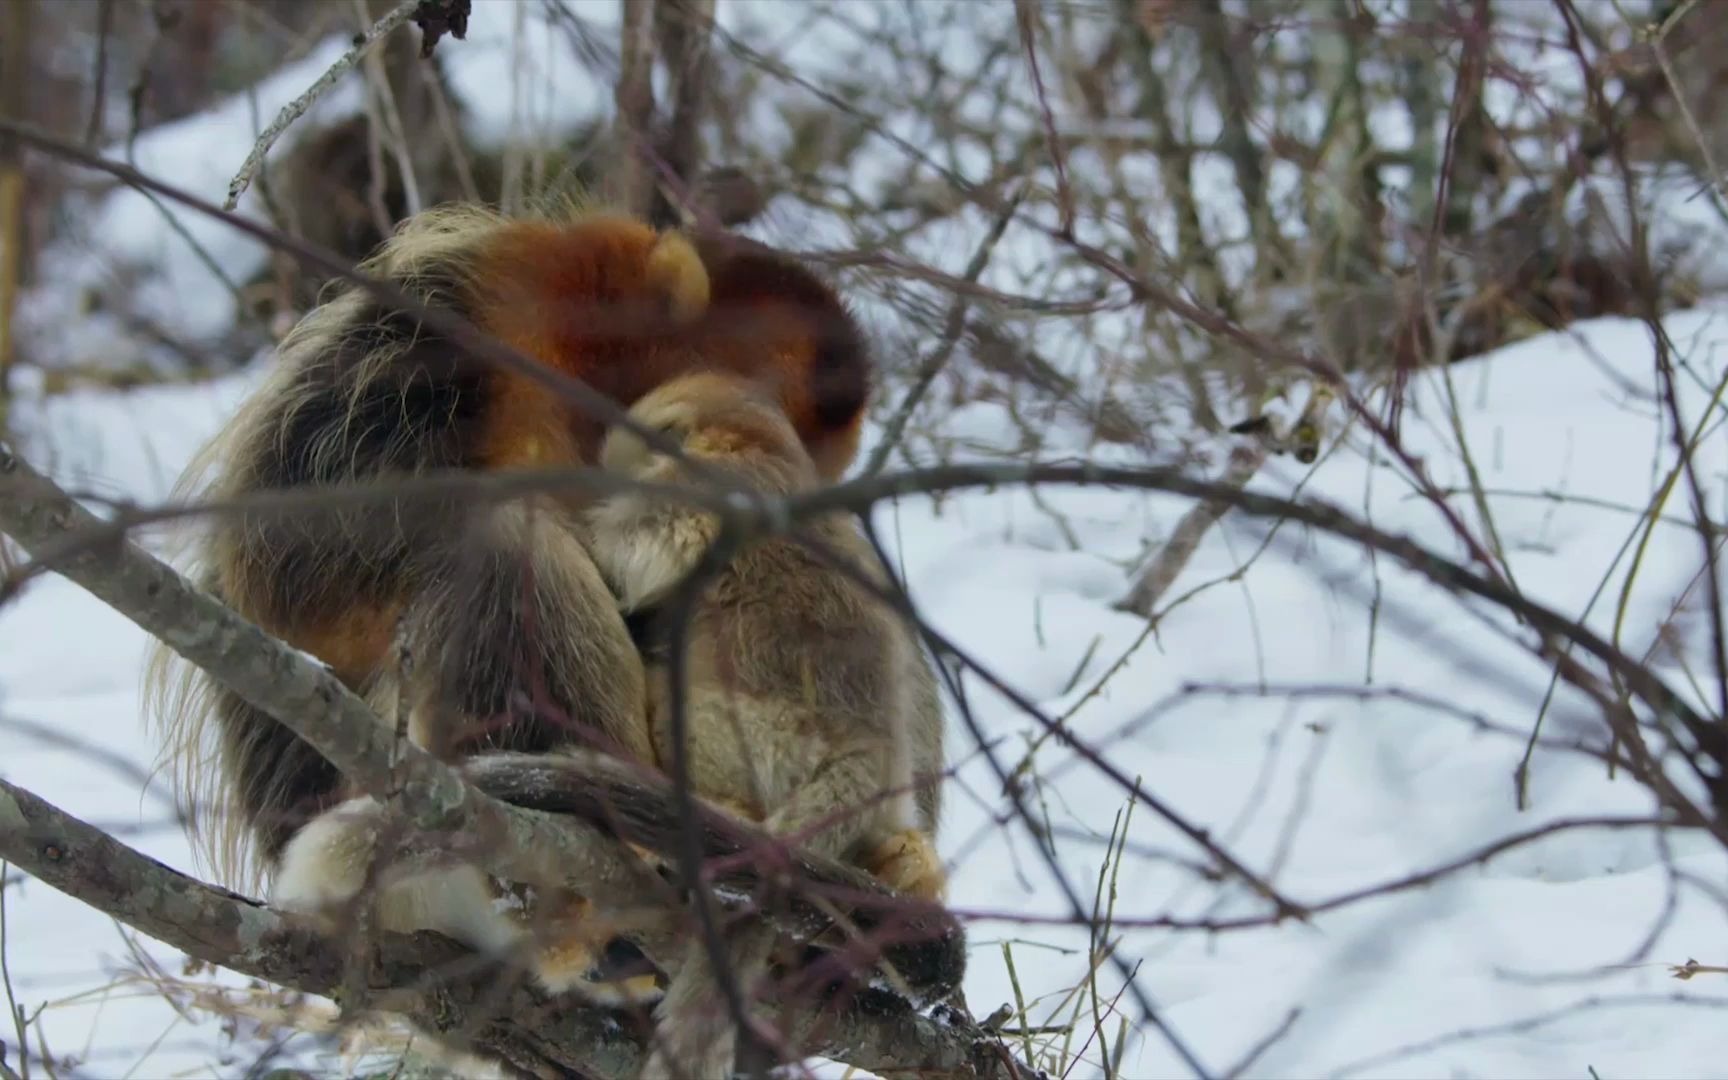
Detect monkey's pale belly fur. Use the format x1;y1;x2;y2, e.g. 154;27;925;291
653;688;945;899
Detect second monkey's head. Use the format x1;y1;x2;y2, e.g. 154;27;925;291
449;207;872;481
686;229;872;481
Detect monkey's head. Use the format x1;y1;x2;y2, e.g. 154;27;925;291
685;232;873;482
600;370;818;495
472;213;712;352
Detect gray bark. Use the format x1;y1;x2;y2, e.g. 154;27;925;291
0;777;1013;1078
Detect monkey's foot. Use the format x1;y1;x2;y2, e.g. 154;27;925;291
270;796;382;920
863;829;947;902
531;896;664;1006
621;838;678;880
274;800;528;958
535;943;663;1006
562;936;664;1007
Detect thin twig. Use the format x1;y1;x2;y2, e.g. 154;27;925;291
1014;0;1073;232
610;0;656;217
1115;439;1269;617
1646;1;1725;205
864;189;1022;476
947;814;1670;934
850;526;1215;1080
0;857;25;1080
1555;0;1728;804
1221;1008;1301;1080
224;0;424;210
649;0;717;228
83;0;114;148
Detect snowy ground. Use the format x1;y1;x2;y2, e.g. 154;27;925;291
6;309;1728;1078
6;4;1728;1076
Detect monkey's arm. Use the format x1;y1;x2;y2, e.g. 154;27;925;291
461;750;967;1005
397;500;651;764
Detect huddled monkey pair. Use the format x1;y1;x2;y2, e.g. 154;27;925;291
145;205;958;1078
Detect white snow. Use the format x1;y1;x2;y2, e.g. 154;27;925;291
17;38;362;370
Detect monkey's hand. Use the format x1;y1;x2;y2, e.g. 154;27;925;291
863;828;948;903
587;476;719;612
270;796;390;925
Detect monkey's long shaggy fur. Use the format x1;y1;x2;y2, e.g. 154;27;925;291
145;203;872;890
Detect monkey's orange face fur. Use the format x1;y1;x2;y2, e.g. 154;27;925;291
469;214;870;480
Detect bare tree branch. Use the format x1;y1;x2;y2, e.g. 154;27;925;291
610;0;657;217
1115;440;1269;617
864;190;1022;476
0;776;1022;1079
649;0;716;228
0;0;28;422
224;0;426;211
